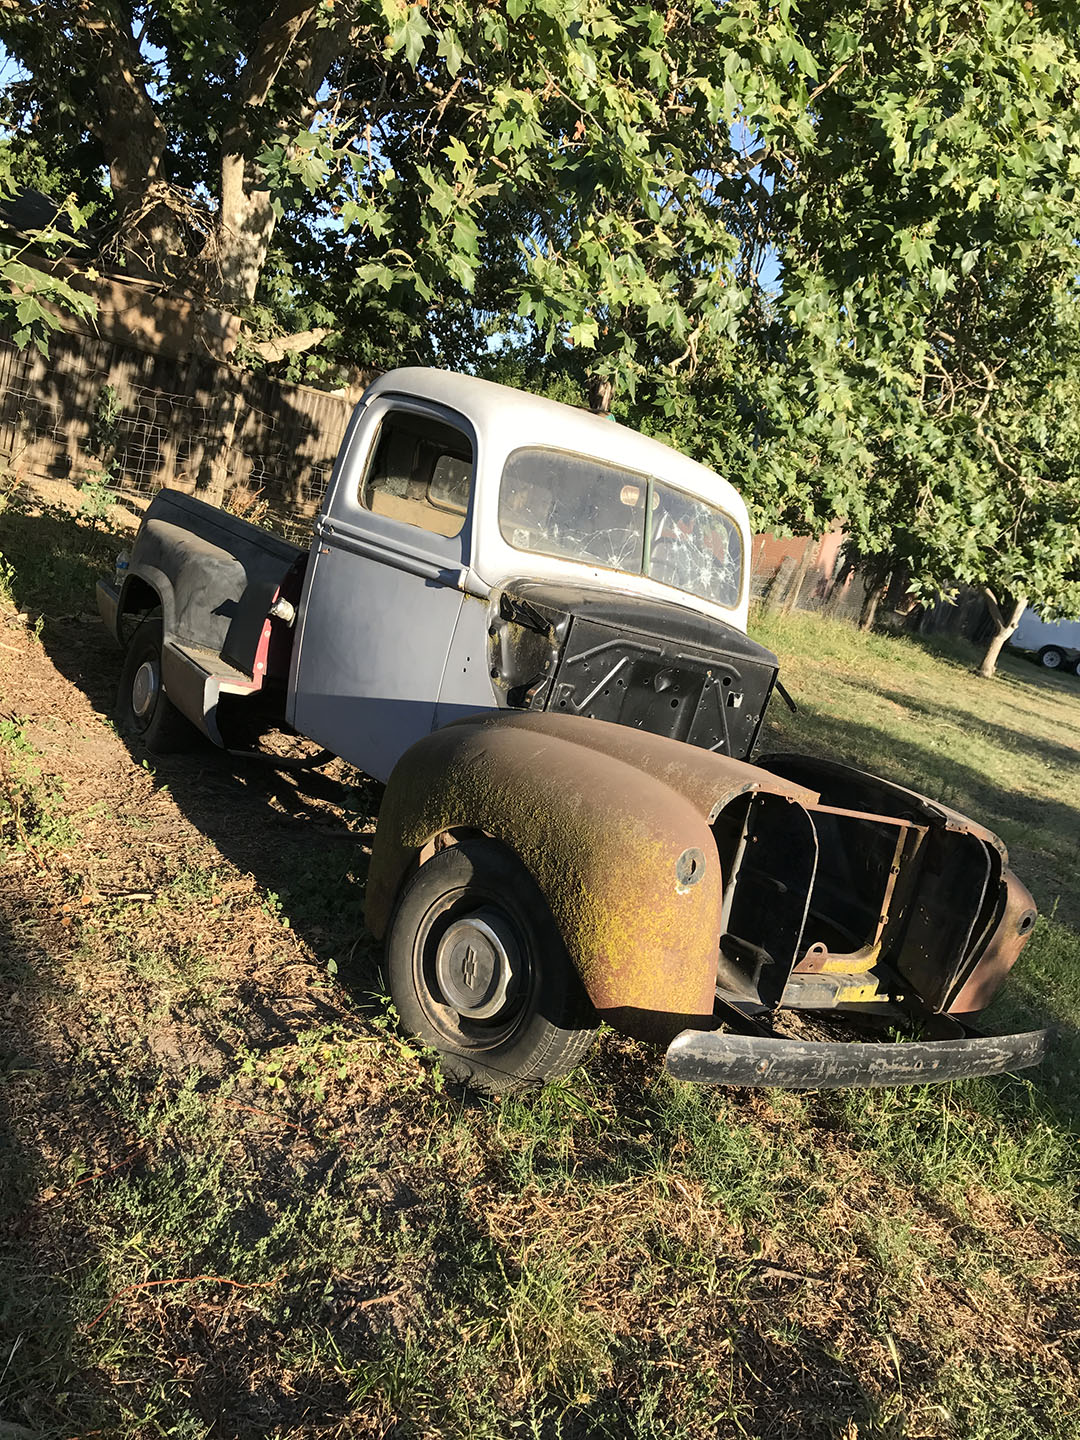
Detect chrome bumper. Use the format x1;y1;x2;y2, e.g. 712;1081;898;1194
665;1026;1050;1089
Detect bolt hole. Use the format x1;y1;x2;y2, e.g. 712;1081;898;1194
670;698;679;708
722;676;732;686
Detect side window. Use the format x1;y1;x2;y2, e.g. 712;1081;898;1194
359;411;474;538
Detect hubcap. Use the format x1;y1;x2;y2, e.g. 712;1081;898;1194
434;909;520;1020
131;658;159;719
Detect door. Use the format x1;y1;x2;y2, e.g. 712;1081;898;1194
290;397;476;781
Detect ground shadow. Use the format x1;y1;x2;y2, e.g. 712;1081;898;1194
0;902;128;1438
870;682;1080;777
4;501;1079;1435
6;501;1078;1116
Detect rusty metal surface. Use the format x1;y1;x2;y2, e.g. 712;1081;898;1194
722;792;818;1006
758;753;1009;857
369;712;1039;1046
367;712;819;1042
947;867;1038;1016
474;710;821;815
759;753;1036;1015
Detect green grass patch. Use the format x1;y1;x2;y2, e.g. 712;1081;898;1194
1;519;1078;1438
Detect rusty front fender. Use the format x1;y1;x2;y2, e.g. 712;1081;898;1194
365;715;745;1042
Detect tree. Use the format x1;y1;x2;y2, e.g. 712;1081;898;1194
857;275;1080;678
0;150;97;351
2;0;1080;632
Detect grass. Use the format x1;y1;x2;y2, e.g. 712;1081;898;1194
0;489;1078;1439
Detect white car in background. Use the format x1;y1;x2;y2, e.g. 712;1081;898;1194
1012;609;1080;674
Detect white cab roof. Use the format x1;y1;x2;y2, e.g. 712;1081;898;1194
365;368;747;521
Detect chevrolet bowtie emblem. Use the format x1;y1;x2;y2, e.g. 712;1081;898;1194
461;944;478;988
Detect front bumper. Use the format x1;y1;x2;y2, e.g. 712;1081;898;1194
665;1025;1050;1089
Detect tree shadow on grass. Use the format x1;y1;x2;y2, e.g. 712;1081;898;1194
870;683;1080;775
3;503;1078;1438
0;901;123;1439
0;500;388;1002
6;499;1077;1111
902;625;1080;701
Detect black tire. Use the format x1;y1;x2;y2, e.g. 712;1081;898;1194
384;839;599;1092
1038;645;1066;670
117;615;197;753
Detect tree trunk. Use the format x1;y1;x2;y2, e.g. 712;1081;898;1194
90;18;188;280
978;591;1026;679
825;552;856;612
216;154;279;308
859;574;887;631
208;2;355;308
196;379;244;507
761;556;795;613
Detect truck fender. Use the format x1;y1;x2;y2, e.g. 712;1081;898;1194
366;717;729;1042
118;563;176;637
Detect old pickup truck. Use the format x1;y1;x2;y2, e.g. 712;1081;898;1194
97;368;1047;1092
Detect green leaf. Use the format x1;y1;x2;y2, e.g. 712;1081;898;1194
437;28;466;77
394;5;432;66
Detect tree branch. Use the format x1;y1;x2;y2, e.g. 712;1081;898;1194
239;1;321;108
244;326;331;363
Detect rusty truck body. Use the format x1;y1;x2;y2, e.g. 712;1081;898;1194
97;368;1047;1091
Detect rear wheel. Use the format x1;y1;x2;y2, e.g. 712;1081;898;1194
1038;645;1066;670
117;615;196;753
384;839;599;1091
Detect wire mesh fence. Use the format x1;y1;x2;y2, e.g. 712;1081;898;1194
0;332;351;542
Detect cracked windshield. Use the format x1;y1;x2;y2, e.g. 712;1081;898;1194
499;447;743;609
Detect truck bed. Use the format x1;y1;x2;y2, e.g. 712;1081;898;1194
127;489;304;678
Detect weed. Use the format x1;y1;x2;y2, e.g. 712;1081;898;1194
0;488;121;616
0;718;77;858
0;552;14;606
78;469;116;528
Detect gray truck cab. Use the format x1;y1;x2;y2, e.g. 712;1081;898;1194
287;369;762;780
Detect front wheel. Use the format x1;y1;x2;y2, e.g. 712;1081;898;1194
117;615;196;753
384;839;599;1091
1038;645;1065;670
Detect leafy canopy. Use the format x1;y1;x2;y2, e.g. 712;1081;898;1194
2;1;1080;621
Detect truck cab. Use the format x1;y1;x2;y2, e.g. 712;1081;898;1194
101;368;775;780
289;369;766;780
